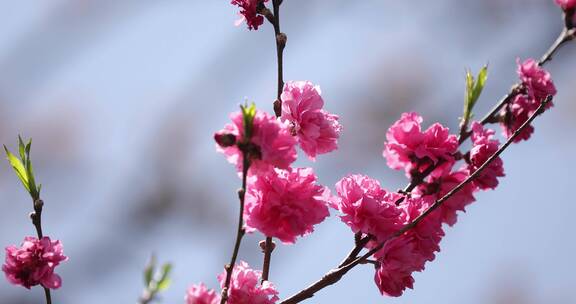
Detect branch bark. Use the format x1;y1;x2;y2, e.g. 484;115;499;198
220;156;250;304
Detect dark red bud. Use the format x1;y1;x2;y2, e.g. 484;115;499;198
214;133;237;148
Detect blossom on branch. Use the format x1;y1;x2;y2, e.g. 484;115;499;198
417;168;477;226
501;59;556;142
218;261;279;304
373;196;444;297
2;236;68;290
281;81;342;160
244;167;332;244
468;122;505;190
383;112;458;178
517;58;556;105
215;108;297;174
555;0;576;10
186;283;220;304
231;0;269;30
333;174;404;243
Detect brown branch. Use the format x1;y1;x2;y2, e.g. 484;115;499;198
271;0;286;117
260;237;275;283
279;96;553;304
220;155;251;304
29;199;52;304
337;234;371;268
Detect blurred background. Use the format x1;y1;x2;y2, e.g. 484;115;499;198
0;0;574;303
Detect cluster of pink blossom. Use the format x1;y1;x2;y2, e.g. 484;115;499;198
280;81;342;160
332;176;444;296
231;0;269;30
383;112;458;178
501;59;557;142
212;80;341;300
2;236;67;290
244;167;332;244
330;57;556;297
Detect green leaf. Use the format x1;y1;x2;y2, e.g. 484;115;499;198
18;135;26;162
240;103;257;140
471;65;488;104
143;255;156;286
463;65;489;124
157;278;171;292
4;146;30;192
159;263;172;283
26;158;39;200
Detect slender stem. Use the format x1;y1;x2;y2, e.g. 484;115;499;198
139;290;153;304
261;237;274;283
220;156;250;304
30;199;52;304
257;0;286;286
43;287;52;304
337;235;370;268
271;0;286;117
279;96;553;304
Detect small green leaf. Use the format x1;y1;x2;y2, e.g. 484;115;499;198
25;139;32;156
18;135;26;162
159;263;172;283
143;255;156;286
240;103;257;141
471;65;488;104
26;158;39;200
157;278;171;292
463;65;489;124
4;146;30;192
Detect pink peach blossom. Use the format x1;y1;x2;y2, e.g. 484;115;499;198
333;175;404;243
281;81;342;160
215;109;297;174
517;58;556;105
417;169;477;226
373;236;418;297
555;0;576;10
501;94;536;142
244;167;332;244
218;261;279;304
383;112;458;178
373;196;444;297
469;122;505;190
2;236;68;290
186;283;220;304
231;0;269;30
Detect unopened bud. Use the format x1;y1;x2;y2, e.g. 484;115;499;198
214;133;237;148
259;239;276;253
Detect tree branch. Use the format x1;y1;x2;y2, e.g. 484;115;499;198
220;155;250;304
261;237;275;283
271;0;286;117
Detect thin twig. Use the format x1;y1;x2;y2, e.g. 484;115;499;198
271;0;286;117
261;237;274;283
279;96;553;304
220;156;250;304
337;235;371;268
29;199;52;304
